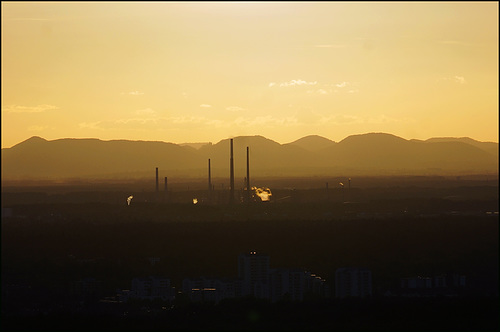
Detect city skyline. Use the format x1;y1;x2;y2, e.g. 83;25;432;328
2;1;498;149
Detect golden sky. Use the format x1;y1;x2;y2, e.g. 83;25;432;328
2;1;498;148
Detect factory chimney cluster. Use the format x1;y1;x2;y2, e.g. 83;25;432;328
154;138;252;204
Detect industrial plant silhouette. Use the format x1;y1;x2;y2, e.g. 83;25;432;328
152;139;272;206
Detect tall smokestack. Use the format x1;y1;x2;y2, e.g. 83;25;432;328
156;167;159;192
164;176;168;202
246;146;250;202
208;159;212;192
230;139;234;204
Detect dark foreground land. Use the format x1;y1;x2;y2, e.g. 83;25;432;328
2;297;499;331
1;176;499;331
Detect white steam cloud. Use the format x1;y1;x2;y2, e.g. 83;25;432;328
252;187;272;202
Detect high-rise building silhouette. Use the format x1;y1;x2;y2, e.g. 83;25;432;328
238;251;270;298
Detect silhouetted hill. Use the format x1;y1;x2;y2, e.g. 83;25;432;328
424;137;498;157
319;133;497;174
285;135;336;151
179;142;211;150
1;133;498;180
1;138;206;180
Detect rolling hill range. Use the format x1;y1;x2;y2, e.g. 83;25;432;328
1;133;498;181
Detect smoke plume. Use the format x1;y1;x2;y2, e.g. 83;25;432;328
252;187;272;202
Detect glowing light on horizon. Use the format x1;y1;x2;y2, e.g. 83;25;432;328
252;186;272;202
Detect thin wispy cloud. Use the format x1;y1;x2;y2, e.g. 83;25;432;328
27;125;49;131
307;89;331;95
199;104;212;108
78;113;413;134
121;91;144;96
3;104;59;113
320;115;364;125
305;81;359;95
268;79;318;88
115;118;159;125
79;122;102;130
454;76;466;84
129;91;144;95
268;79;363;98
232;116;299;128
367;115;416;124
320;114;414;125
279;79;317;87
206;116;299;128
436;76;467;85
170;116;206;124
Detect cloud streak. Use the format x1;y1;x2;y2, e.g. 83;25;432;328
121;91;145;95
454;76;466;84
3;104;59;113
269;80;359;95
79;115;300;131
320;114;415;125
436;75;467;85
27;125;49;131
269;79;318;88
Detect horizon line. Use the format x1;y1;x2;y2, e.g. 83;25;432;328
3;132;499;149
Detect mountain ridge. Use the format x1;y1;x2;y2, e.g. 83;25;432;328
2;133;498;180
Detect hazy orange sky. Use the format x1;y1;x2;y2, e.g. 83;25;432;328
2;1;498;148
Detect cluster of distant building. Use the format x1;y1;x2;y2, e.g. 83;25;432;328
110;253;378;304
70;252;467;305
395;274;466;297
112;252;329;304
181;252;328;303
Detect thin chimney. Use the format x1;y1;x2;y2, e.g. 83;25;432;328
156;167;159;192
230;139;234;204
164;176;168;202
246;146;250;202
208;159;212;191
